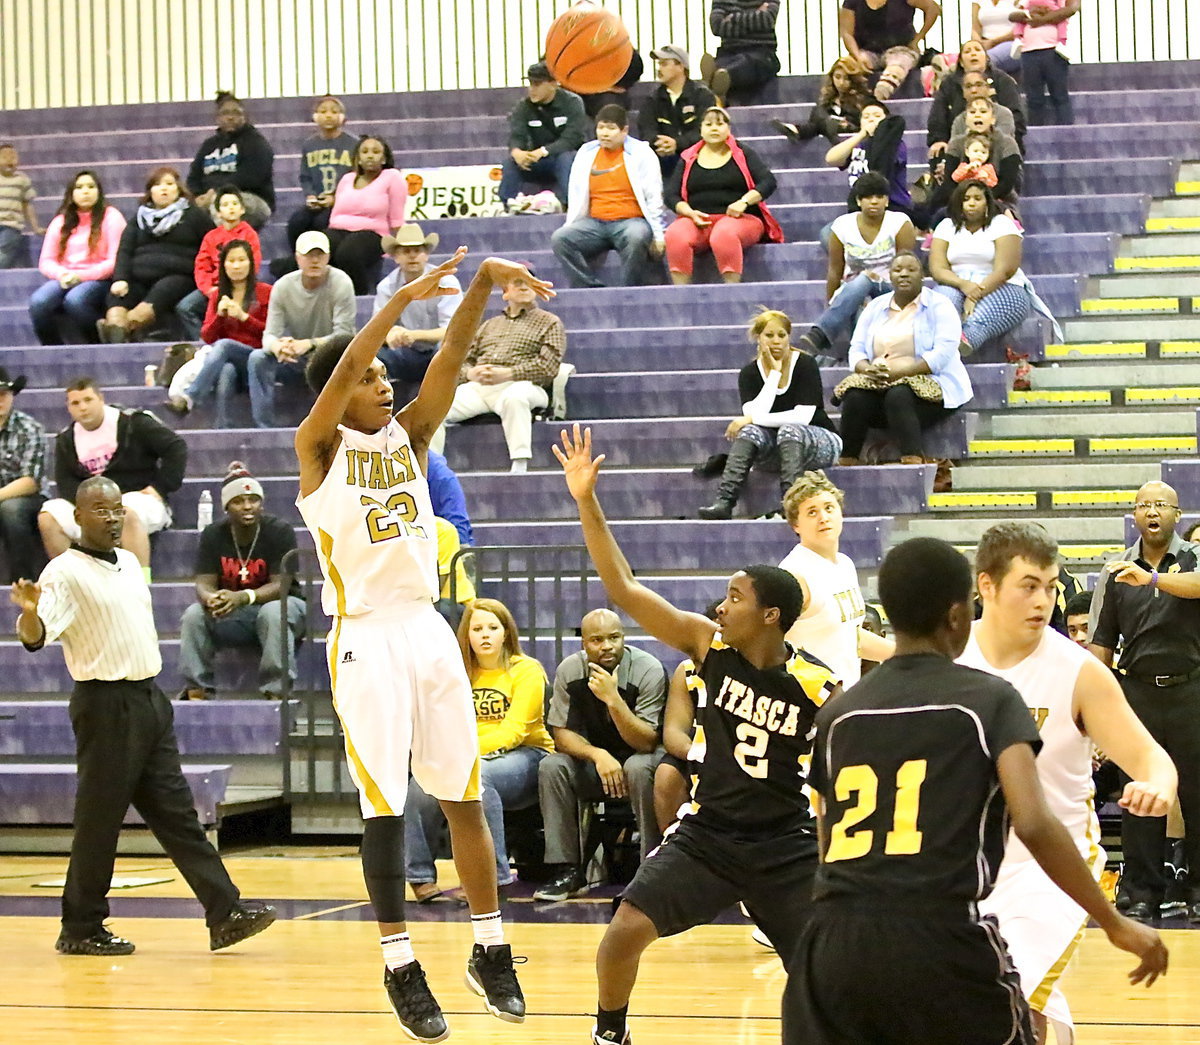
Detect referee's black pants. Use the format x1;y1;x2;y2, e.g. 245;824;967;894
62;678;241;938
1118;675;1200;905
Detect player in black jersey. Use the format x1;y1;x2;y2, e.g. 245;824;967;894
554;425;839;1045
783;537;1168;1045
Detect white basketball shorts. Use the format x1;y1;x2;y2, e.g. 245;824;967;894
326;600;481;819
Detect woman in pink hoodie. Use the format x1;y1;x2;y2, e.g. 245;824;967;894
30;170;126;344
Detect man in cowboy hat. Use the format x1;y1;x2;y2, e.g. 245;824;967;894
0;366;48;583
372;223;464;392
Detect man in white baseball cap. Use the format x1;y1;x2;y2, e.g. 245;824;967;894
373;223;464;393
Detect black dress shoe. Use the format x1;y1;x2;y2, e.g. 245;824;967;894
1126;901;1159;925
56;926;135;956
209;900;277;950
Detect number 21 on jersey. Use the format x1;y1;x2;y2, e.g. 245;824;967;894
825;759;928;862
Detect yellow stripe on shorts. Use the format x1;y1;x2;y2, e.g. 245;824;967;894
461;756;483;803
1030;808;1104;1011
328;616;395;818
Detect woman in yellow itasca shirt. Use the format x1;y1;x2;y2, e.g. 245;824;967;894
404;598;554;899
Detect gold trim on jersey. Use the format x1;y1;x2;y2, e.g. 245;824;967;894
1029;801;1104;1012
327;616;394;818
786;654;838;707
460;755;483;803
318;528;348;617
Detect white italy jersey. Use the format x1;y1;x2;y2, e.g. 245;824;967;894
958;623;1101;863
779;543;865;686
297;419;439;617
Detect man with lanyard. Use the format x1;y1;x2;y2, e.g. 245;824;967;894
11;475;275;956
1090;480;1200;924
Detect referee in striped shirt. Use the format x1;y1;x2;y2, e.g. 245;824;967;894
11;476;276;956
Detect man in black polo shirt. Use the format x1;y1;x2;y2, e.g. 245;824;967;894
637;45;716;174
1090;479;1200;924
534;607;667;902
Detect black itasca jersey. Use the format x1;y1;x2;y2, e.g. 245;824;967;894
686;632;839;837
810;654;1042;902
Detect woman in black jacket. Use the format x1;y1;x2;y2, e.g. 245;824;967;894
98;167;213;343
698;309;841;520
186;92;276;229
927;39;1026;159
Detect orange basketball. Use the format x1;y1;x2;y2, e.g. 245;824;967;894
544;5;632;94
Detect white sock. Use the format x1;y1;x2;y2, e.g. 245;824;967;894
381;931;416;970
509;458;529;474
471;911;505;948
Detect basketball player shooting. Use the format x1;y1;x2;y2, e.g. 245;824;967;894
555;423;838;1045
295;248;553;1043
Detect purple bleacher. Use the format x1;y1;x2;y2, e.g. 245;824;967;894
14;94;1198;168
0;61;1195;137
0;700;292;756
1160;460;1200;503
0;764;231;826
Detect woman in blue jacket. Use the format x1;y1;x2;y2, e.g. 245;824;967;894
834;251;973;466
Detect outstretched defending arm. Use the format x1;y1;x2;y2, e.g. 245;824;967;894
555;424;717;664
398;258;554;451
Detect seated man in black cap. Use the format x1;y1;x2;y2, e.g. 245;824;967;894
178;462;306;700
0;366;47;583
498;62;590;213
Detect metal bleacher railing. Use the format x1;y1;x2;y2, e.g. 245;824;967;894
0;0;1196;110
278;542;591;826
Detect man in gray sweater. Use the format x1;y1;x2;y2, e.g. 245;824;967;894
247;231;356;427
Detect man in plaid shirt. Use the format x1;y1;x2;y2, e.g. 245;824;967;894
0;366;47;582
430;269;565;473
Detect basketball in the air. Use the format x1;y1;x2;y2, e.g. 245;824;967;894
544;5;632;94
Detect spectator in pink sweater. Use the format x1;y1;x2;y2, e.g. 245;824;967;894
30;170;126;344
176;186;262;340
325;135;408;292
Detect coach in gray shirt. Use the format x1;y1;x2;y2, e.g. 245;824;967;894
246;230;356;427
534;608;667;902
12;476;275;956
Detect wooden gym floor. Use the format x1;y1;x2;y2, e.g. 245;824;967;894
0;848;1197;1044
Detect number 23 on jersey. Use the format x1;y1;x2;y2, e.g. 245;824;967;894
825;759;929;862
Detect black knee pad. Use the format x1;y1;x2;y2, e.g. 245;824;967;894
361;814;407;923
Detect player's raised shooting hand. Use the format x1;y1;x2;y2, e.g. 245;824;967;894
401;247;468;300
553;423;606;503
1106;915;1168;987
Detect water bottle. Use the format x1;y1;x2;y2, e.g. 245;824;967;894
197;490;213;529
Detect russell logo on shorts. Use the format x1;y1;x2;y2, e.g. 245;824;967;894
341;650;356;664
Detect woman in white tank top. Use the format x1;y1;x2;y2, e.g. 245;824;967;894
972;0;1022;75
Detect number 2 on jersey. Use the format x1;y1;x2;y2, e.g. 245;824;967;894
361;493;427;543
825;759;928;862
733;723;769;778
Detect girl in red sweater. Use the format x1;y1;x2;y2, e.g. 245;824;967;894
168;238;271;427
